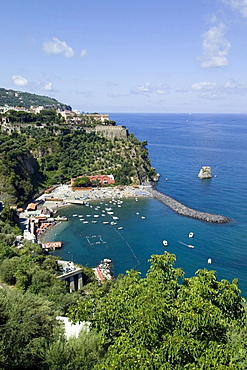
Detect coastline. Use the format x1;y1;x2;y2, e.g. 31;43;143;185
36;183;230;244
36;184;152;243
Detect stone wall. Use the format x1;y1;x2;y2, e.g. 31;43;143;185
95;125;128;140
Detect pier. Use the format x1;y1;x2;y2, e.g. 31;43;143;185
149;188;230;223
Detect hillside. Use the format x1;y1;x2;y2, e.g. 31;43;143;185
0;110;158;205
0;87;71;110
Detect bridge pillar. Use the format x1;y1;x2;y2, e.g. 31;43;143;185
69;276;75;293
78;272;83;290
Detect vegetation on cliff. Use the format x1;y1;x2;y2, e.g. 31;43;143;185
0;110;157;205
0;220;246;370
0;88;71;110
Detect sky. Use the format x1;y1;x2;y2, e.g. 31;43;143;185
1;0;247;113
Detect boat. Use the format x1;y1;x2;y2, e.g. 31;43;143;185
118;226;123;230
189;232;194;238
103;221;109;224
188;245;194;248
207;258;212;264
141;216;146;219
163;240;168;246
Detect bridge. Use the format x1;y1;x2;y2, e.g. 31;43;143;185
57;260;84;292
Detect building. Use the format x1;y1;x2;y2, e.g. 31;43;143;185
82;113;109;123
71;174;115;187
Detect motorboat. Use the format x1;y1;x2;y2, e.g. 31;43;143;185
188;245;194;248
163;240;168;246
207;258;212;264
189;232;194;238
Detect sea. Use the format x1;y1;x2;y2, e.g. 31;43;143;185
42;113;247;298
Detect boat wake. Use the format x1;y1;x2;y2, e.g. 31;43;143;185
178;241;194;249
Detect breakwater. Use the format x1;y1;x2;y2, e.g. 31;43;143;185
148;188;230;223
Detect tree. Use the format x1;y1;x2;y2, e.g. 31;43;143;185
73;176;92;188
0;289;62;369
68;252;246;369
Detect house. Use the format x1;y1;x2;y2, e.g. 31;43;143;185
89;174;115;185
71;174;115;187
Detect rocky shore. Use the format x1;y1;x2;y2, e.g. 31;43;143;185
148;188;230;224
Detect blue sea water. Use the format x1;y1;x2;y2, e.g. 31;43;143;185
43;114;247;297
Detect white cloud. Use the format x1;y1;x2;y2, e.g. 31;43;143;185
44;82;53;91
137;82;152;93
80;49;88;57
191;82;217;91
134;82;169;95
191;80;247;100
12;75;28;86
221;0;247;17
199;23;231;68
43;37;74;57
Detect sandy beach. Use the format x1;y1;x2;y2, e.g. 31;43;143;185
37;184;152;212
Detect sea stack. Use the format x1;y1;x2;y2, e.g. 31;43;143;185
198;166;213;179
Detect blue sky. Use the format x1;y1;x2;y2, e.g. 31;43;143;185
1;0;247;113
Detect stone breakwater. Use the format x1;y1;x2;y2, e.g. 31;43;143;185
148;188;230;224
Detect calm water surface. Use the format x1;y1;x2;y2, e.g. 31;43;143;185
43;114;247;297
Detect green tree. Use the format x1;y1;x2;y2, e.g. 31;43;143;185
0;289;62;369
73;176;92;188
68;252;246;369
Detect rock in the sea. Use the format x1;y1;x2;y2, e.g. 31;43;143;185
198;166;213;179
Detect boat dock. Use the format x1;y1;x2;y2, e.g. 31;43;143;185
42;241;63;250
92;259;112;283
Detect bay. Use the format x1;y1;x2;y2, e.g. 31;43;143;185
43;113;247;297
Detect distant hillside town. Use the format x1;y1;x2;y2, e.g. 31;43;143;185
0;104;129;140
0;103;109;124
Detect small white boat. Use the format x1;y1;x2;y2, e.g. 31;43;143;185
73;214;78;217
103;221;109;224
141;216;146;219
163;240;168;246
118;226;123;230
188;245;194;249
83;221;88;224
189;232;194;238
207;258;212;264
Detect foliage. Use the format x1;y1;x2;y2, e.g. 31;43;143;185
0;87;71;110
44;329;105;370
73;176;92;188
0;289;62;370
0;115;156;204
68;252;247;369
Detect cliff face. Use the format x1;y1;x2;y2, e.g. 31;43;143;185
0;151;41;205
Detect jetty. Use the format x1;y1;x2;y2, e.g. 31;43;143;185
42;241;63;250
149;188;230;224
92;259;112;283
